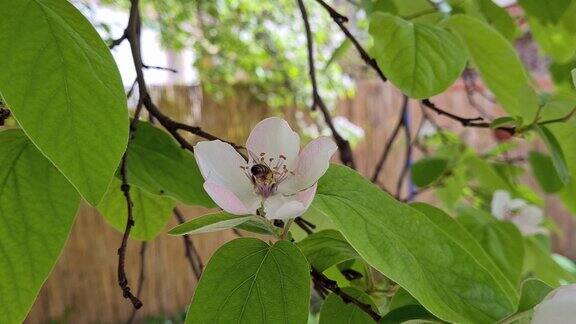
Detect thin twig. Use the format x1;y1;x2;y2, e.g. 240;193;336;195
127;242;148;324
395;104;413;200
143;64;178;73
313;0;387;82
109;30;127;49
297;0;356;168
371;95;408;182
174;207;204;280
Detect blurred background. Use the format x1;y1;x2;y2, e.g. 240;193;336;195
25;0;576;322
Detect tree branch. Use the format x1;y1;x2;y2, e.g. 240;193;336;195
395;104;414;200
174;207;204;281
313;0;387;82
127;242;148;324
297;0;356;169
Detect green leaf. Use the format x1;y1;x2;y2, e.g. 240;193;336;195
0;0;129;205
313;165;518;323
491;116;518;129
185;238;310;324
380;305;437;324
319;287;377;324
524;237;576;287
98;178;176;241
457;207;525;287
528;151;564;193
168;211;256;235
517;279;553;313
410;157;449;187
474;0;518;40
534;125;570;184
0;129;81;323
527;17;576;63
519;0;572;24
297;229;360;272
572;68;576;88
369;13;466;98
127;122;214;207
446;15;537;119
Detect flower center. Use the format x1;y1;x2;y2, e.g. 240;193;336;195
240;151;294;198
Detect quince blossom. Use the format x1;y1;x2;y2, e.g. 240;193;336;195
194;117;337;220
532;284;576;323
491;190;547;236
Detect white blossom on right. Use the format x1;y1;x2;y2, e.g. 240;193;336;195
532;284;576;323
491;190;547;236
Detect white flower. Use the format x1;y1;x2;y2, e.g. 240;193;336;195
194;117;337;220
491;190;547;236
532;284;576;323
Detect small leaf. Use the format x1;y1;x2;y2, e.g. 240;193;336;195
534;125;570;184
297;229;360;272
446;15;538;119
98;178;176;241
474;0;518;40
529;151;564;193
0;0;129;205
410;157;448;187
491;116;518;129
517;279;553;313
0;129;81;323
185;238;310;324
369;13;467;98
127;121;214;207
380;305;437;324
313;165;518;323
524;237;576;287
319;287;377;324
168;211;255;235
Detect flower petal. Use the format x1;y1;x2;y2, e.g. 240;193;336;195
491;190;510;219
263;185;317;220
246;117;300;169
203;181;259;215
279;136;337;194
519;206;544;226
194;140;252;196
533;284;576;324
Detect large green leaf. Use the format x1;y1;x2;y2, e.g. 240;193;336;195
457;207;525;287
319;287;377;324
98;178;176;241
0;0;129;205
127;121;214;207
313;165;517;323
169;211;256;236
474;0;518;40
0;129;81;323
297;229;360;272
446;15;537;119
524;237;576;287
185;238;310;324
369;13;466;98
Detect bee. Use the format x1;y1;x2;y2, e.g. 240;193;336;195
250;163;274;185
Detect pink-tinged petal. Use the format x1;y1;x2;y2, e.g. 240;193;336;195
519;206;543;225
533;285;576;324
194;140;252;196
263;184;317;220
279;136;336;194
491;190;510;220
246;117;300;169
203;181;259;215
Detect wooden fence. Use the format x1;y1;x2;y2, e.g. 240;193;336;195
25;80;575;323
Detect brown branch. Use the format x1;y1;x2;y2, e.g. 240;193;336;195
395;106;413;200
143;64;178;73
297;0;356;169
311;268;382;321
313;0;387;82
109;30;127;49
421;99;488;128
371;95;408;182
174;207;204;281
127;242;148;324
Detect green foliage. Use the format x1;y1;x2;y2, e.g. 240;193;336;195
446;15;538;119
185;238;310;324
534;125;570;184
319;287;376;324
369;13;466;98
457;207;525;286
126;122;214;207
168;212;256;236
0;130;81;323
98;179;176;241
297;229;360;272
313;165;517;323
517;279;553;313
0;0;129;205
524;237;576;287
529;151;564;193
410;157;449;187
